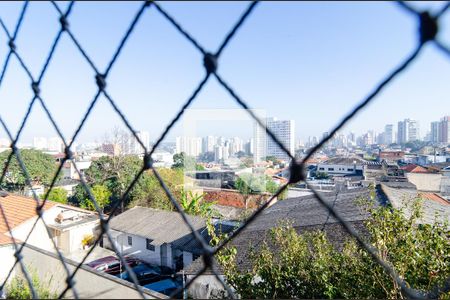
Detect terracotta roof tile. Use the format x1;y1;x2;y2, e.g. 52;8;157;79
419;192;450;206
0;193;57;234
401;164;430;173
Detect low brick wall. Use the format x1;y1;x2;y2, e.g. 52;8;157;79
203;188;270;209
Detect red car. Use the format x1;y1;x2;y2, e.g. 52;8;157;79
86;255;140;275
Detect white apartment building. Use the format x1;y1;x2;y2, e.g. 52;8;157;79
176;136;202;157
202;136;217;153
384;124;394;144
397;119;420;143
254;117;295;163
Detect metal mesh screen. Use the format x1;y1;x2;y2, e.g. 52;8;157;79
0;1;449;299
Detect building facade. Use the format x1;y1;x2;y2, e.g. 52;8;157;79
254;117;295;163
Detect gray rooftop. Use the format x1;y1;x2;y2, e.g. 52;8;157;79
380;183;450;225
109;207;205;245
183;188;376;274
321;156;368;165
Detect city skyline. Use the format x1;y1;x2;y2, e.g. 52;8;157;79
4;113;448;147
0;2;449;144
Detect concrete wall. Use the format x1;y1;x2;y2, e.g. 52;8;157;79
8;244;166;299
11;216;55;252
0;244;16;286
406;173;442;192
67;221;99;253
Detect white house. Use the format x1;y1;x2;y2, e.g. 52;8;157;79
104;207;204;271
104;207;223;271
316;156;366;176
0;191;100;255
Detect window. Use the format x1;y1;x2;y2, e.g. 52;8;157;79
146;238;155;251
127;236;132;246
348;168;354;171
319;167;324;170
328;168;334;171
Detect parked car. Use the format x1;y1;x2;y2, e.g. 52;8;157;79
143;278;182;298
116;263;174;285
86;255;139;275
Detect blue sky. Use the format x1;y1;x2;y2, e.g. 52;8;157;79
0;1;449;145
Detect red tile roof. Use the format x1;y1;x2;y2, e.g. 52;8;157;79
419;193;450;206
401;164;430;173
0;232;14;245
0;193;57;234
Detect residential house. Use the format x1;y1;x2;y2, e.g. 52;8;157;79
0;191;99;255
401;164;442;192
316;156;366;177
104;207;234;271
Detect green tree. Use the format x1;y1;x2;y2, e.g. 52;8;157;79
235;173;281;195
265;155;279;164
215;199;450;299
80;184;111;213
180;189;216;217
127;168;184;211
172;152;199;170
315;171;329;179
0;149;59;192
41;187;68;204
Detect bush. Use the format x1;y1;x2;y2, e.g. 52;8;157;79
5;267;57;299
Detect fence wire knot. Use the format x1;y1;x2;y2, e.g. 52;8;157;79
288;161;305;184
203;52;218;74
64;147;73;160
8;39;16;52
31;82;40;96
419;11;438;43
59;16;69;31
95;73;107;90
143;153;153;170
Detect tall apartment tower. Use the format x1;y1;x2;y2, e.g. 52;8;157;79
133;131;150;154
397;119;420;143
431;121;441;144
439;116;449;144
254;117;295;163
175;136;201;157
253;120;267;164
384;124;394;145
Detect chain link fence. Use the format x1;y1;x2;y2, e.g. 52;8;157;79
0;1;449;299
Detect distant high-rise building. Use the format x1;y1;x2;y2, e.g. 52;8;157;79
397;119;420;143
384;124;394;144
253;120;267;163
128;131;149;155
175;136;201;157
431;121;441;144
439;116;449;144
229;137;243;156
266;118;295;162
202;136;217;153
244;138;254;156
214;145;229;161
